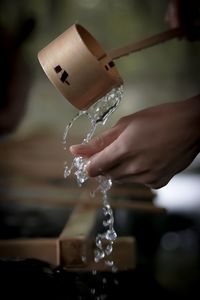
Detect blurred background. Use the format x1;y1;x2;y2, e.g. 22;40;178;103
0;0;200;298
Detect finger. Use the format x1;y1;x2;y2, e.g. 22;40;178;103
113;173;170;189
70;125;121;157
113;174;152;188
105;157;149;180
86;138;124;177
165;0;180;28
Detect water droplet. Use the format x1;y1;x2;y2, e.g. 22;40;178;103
81;256;87;263
105;229;117;241
114;279;119;285
92;269;97;275
102;277;107;284
94;249;105;262
91;288;96;295
105;260;114;267
96;236;102;248
112;265;118;273
64;166;71;178
103;218;112;227
105;244;113;255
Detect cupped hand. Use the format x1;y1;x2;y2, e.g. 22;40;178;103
70;96;200;189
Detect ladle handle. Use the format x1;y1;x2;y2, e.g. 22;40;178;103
109;27;182;60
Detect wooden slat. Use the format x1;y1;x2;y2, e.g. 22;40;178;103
86;237;136;271
59;192;99;268
0;238;60;266
59;196;137;270
0;176;163;213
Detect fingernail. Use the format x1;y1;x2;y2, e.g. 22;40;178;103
70;144;80;153
70;144;78;150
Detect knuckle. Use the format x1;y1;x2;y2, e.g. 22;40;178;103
117;143;127;157
129;163;142;174
109;139;125;159
92;135;105;149
144;173;160;188
129;159;149;175
146;175;170;189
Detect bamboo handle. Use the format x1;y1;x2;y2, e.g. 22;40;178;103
109;27;182;60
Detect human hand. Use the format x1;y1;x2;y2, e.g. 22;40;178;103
70;96;200;189
165;0;200;40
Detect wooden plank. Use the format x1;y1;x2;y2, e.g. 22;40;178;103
86;236;136;271
60;236;136;271
60;202;98;238
59;193;99;268
0;134;66;180
59;195;137;270
0;238;60;266
0;177;164;212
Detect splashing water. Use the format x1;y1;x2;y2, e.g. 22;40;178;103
63;85;123;270
91;176;117;271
